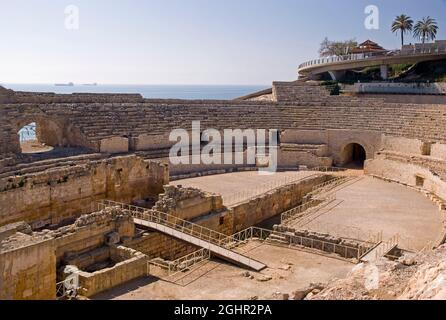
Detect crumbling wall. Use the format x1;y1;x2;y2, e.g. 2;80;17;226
49;207;135;264
0;156;168;228
127;185;230;260
77;246;147;298
0;234;56;300
153;185;224;221
230;174;329;231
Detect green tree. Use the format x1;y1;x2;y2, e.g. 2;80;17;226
413;17;439;45
391;14;413;47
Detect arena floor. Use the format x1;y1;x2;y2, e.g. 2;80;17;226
92;243;353;300
173;172;444;251
170;170;319;206
291;176;443;251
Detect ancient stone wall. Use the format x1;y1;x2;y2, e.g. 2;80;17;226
0;155;168;228
0;206;139;300
272;81;330;102
153;185;224;221
2;85;446;155
365;136;446;201
127;185;230;260
0;235;56;300
230;174;329;231
77;246;147;297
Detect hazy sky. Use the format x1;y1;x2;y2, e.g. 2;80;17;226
1;0;445;85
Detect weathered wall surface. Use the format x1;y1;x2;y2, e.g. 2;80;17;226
2;84;446;156
128;185;231;260
279;129;383;166
51;208;136;265
365;135;446;201
100;137;129;154
272;81;330;102
153;185;224;221
365;156;446;200
0;156;168;228
0;207;138;300
382;136;425;155
0;236;56;300
230;174;329;231
278;149;332;168
78;246;147;298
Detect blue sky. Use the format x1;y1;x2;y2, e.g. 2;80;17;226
1;0;445;85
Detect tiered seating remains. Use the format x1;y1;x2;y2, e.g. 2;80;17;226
1;83;446;156
57;100;446;147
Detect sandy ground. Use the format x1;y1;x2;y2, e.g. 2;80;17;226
93;243;353;300
20;140;53;153
171;171;320;206
291;176;443;251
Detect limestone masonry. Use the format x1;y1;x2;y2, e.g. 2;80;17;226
1;79;446;300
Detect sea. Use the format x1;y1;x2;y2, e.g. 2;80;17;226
2;84;268;100
4;83;269;141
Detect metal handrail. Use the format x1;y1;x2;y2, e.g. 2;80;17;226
308;176;350;195
374;234;399;260
56;280;79;300
358;231;383;259
99;201;272;262
223;173;321;206
298;46;446;70
280;176;349;224
281;198;326;223
148;248;211;277
98;200;235;246
269;229;364;261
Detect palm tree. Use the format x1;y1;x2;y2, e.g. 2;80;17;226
413;17;439;45
391;15;413;47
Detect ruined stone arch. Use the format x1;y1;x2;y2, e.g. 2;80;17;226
14;116;65;152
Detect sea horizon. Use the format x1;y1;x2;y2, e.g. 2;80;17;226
1;83;270;100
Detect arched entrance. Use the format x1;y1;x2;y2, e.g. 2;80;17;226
341;143;367;168
18;122;54;154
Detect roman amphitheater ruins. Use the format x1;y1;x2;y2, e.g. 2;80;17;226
1;76;446;300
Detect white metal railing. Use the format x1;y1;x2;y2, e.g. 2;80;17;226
99;201;272;254
56;280;79;300
98;200;238;247
148;248;211;278
270;230;366;261
230;226;272;243
281;197;329;224
358;231;383;259
306;222;378;242
222;173;321;206
373;234;399;261
307;176;350;197
280;176;349;224
298;46;446;70
302;166;348;173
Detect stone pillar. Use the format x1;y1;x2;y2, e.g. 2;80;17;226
380;65;389;80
